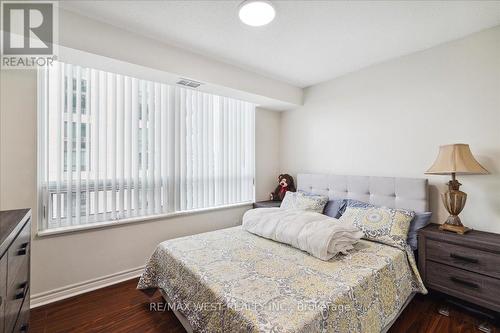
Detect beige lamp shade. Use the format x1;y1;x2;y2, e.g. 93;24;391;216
426;144;489;175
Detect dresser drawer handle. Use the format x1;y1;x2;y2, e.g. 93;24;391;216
17;242;29;256
450;276;480;289
14;281;28;300
450;253;478;263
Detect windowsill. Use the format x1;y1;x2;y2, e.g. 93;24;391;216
36;202;253;238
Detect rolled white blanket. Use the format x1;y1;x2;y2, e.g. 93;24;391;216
242;208;363;261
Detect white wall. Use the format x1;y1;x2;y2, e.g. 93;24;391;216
255;108;281;201
281;26;500;233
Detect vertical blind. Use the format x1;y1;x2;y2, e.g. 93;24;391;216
39;61;255;231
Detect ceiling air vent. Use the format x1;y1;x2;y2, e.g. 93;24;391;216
176;78;203;88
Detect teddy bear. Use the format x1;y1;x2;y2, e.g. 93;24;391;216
270;174;296;201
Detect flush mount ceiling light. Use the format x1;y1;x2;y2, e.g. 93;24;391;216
238;0;276;27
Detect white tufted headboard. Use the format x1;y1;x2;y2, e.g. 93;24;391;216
297;174;429;213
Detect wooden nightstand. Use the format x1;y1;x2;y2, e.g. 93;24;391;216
418;224;500;315
253;200;281;209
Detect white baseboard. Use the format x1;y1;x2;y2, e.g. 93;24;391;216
30;266;145;308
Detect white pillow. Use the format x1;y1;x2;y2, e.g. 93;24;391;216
280;191;328;213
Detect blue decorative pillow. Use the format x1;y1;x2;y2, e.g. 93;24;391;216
340;199;430;249
407;212;432;250
340;199;374;213
323;199;346;219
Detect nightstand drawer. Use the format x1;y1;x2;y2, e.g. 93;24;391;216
426;261;500;312
427;239;500;279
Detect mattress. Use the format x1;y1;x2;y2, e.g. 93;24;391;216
138;226;425;333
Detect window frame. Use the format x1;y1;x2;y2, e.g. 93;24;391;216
37;201;252;237
37;61;256;237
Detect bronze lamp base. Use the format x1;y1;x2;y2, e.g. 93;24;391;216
439;223;471;235
439;173;472;235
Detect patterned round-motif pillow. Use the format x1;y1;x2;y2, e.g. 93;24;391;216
360;208;393;237
340;206;415;250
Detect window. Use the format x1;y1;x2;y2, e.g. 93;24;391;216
38;61;255;232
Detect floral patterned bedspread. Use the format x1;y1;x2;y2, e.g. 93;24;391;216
138;226;426;333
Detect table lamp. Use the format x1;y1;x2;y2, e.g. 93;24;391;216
425;144;488;234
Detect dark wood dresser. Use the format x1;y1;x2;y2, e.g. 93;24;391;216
418;223;500;313
0;209;31;333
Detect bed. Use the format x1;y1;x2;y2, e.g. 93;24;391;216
138;174;429;333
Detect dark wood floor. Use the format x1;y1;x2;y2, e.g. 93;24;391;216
30;278;499;333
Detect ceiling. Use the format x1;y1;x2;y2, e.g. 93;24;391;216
61;1;500;88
